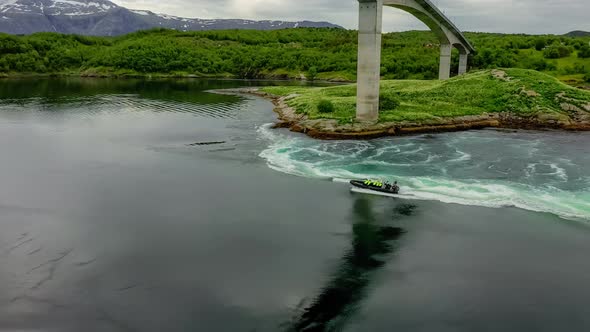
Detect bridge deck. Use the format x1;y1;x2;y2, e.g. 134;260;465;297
382;0;475;53
414;0;474;52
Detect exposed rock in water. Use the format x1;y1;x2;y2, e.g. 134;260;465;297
187;141;226;146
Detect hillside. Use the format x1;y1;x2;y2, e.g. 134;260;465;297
257;69;590;138
0;0;341;36
0;29;589;85
565;31;590;37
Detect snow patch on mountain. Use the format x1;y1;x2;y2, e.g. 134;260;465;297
0;0;343;35
48;0;117;15
130;9;150;16
0;0;19;11
0;0;118;15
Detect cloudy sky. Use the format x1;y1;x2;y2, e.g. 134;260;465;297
112;0;589;35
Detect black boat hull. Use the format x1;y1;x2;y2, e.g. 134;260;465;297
350;180;399;194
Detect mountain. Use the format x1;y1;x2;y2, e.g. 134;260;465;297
0;0;342;36
564;30;590;37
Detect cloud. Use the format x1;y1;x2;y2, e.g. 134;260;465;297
111;0;590;34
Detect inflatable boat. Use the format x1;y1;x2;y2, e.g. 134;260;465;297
350;179;400;194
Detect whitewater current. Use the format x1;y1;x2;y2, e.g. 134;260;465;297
258;125;590;222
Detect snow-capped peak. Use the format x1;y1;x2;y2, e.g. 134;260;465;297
0;0;119;15
0;0;343;35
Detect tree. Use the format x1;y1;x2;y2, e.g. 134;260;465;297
535;39;546;51
543;46;562;59
0;29;588;79
0;58;8;72
307;66;318;81
526;57;550;71
579;45;590;59
557;45;573;58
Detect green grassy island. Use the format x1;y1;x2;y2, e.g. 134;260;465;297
247;69;590;138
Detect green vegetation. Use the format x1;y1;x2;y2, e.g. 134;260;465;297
543;44;573;59
317;99;335;113
379;93;400;111
307;66;318;81
261;69;590;123
0;28;589;84
579;45;590;58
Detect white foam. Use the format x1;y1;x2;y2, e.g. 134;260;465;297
257;124;590;222
398;146;424;155
448;150;471;162
332;178;352;183
549;163;568;182
525;162;569;182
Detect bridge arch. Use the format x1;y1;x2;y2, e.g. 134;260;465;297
356;0;475;121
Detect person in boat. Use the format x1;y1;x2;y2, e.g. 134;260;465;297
391;181;400;194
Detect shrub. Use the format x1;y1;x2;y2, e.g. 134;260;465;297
561;65;577;75
379;94;400;110
558;45;574;58
573;41;585;50
0;58;8;72
579;45;590;59
317;99;335;113
543;45;572;59
584;72;590;83
307;66;318;81
534;39;546;51
574;63;587;73
543;46;560;59
524;57;550;71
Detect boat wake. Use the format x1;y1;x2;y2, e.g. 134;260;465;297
258;124;590;222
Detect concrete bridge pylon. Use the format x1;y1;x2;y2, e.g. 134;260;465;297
356;0;475;122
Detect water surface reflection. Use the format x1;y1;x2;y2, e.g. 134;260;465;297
288;197;415;332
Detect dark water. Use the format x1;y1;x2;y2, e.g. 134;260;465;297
1;78;590;332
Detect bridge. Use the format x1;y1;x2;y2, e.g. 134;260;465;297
356;0;475;121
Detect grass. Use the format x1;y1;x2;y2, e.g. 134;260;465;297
552;52;590;70
516;49;590;73
515;49;590;86
261;69;590;123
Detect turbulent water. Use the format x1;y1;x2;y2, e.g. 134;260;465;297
259;125;590;222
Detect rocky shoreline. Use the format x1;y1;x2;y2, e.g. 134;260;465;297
218;87;590;140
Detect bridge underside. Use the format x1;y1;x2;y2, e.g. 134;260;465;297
356;0;475;121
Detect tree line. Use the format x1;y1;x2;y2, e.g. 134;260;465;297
1;28;589;82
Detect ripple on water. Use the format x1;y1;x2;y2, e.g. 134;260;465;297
0;95;246;119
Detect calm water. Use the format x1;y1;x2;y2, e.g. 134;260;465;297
0;78;589;332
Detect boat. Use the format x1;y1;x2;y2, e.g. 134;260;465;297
349;180;415;198
350;179;400;194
